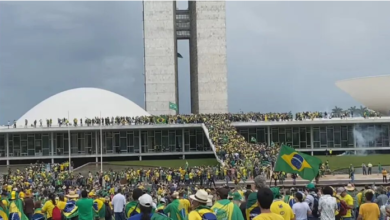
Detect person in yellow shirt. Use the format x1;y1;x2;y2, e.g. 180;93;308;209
357;191;379;220
337;187;354;220
42;193;57;219
57;194;67;211
382;169;388;183
270;188;294;220
253;188;284;220
187;189;216;220
179;191;190;216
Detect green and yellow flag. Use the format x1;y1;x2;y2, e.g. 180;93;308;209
155;116;168;124
169;102;178;111
274;145;321;181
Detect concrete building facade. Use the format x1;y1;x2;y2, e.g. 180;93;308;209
143;1;228;115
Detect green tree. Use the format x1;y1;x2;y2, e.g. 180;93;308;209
358;105;368;116
332;106;343;115
348;106;357;115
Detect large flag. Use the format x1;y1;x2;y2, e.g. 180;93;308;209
212;199;245;220
169;102;178;111
274;145;321;181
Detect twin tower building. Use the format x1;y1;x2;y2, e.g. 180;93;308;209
143;1;228;115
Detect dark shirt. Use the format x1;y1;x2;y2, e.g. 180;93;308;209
23;197;34;214
240;201;247;220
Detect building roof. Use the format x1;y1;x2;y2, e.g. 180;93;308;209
18;88;150;125
335;75;390;114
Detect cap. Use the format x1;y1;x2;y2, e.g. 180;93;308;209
139;194;153;207
337;187;346;194
306;183;315;190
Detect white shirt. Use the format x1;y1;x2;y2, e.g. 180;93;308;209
112;193;126;213
319;195;337;220
293;202;311;220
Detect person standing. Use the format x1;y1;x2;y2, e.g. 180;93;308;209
23;192;34;220
187;189;216;220
382;169;388;183
367;163;372;175
112;188;126;220
318;186;337;220
76;190;94;220
253;188;284;220
357;191;380;220
337;187;354;220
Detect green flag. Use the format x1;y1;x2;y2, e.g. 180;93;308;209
169;102;178;111
185;161;189;170
222;135;229;144
250;137;257;143
274;145;321;181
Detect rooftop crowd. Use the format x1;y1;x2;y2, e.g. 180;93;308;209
2;163;390;220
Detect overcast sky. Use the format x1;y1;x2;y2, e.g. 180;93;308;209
1;1;390;123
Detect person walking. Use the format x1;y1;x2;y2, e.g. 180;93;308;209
76;190;94;220
358;191;380;220
112;188;126;220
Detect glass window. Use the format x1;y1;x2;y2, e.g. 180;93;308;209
286;130;292;142
320;133;327;146
300;142;306;148
169;132;176;145
162;136;169;148
348;132;354;146
341;127;348;141
306;133;311;147
293;132;299;146
334;132;341;145
313;129;319;142
127;133;134;146
272;129;279;143
300;129;306;142
278;133;285;144
257;128;265;143
327;129;334;142
141;132;147;146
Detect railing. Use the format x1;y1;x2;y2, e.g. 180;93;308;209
201;123;224;166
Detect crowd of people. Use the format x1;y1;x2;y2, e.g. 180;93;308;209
6;109;383;129
2;163;390;220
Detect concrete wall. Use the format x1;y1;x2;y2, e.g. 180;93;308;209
143;1;178;115
189;1;228;114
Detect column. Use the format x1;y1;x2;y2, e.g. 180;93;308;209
139;130;142;156
50;132;54;163
353;124;357;155
6;133;9;166
182;129;185;153
310;126;314;156
50;132;54;156
267;126;271;146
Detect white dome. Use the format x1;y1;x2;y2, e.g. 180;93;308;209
336;75;390;114
18;88;150;125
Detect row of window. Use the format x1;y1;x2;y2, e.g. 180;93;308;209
0;129;211;157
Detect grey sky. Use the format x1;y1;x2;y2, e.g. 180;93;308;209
1;1;390;123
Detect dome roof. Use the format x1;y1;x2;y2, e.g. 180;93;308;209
336;75;390;114
18;88;150;125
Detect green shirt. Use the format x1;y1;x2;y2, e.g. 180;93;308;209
76;198;94;220
163;199;184;220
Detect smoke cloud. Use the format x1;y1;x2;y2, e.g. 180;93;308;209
353;125;382;155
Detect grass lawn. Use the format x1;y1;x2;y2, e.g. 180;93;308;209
316;155;390;170
109;158;218;168
108;154;390;170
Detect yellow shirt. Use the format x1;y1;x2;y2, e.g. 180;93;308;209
340;194;354;217
179;199;191;215
253;213;285;220
57;200;67;211
270;200;294;220
359;203;380;220
42;200;55;218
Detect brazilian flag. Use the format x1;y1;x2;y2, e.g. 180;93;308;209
155;116;167;124
0;205;8;220
274;145;321;181
8;199;28;220
63;201;78;219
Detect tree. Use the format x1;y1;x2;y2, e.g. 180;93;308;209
348;106;357;115
358;105;368;116
332;106;343;115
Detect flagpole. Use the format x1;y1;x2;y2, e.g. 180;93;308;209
68;128;71;172
100;111;103;173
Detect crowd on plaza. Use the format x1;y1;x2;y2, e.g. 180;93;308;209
2;162;390;220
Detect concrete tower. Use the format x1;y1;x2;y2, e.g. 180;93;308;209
143;1;228;115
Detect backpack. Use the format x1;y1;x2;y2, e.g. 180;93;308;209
197;211;217;220
51;206;62;220
310;194;320;218
337;200;348;217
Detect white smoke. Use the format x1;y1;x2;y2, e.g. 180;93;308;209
353;126;382;155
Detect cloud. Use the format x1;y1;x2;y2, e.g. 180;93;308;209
2;1;390;123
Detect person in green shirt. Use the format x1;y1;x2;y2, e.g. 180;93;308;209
76;190;94;220
163;192;185;220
